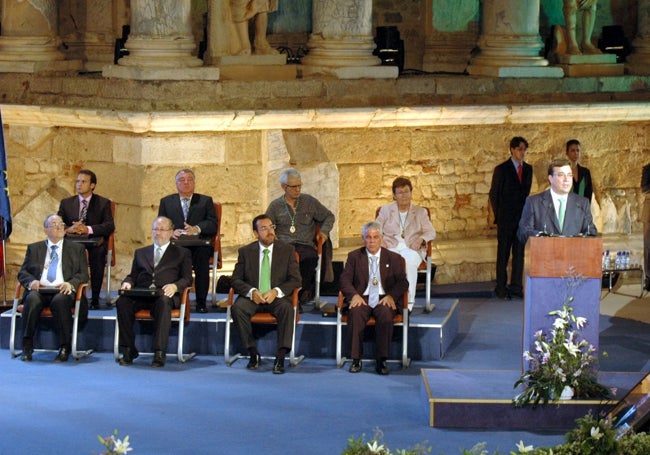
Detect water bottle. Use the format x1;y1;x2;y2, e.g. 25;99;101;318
615;251;621;270
624;251;630;269
604;250;611;270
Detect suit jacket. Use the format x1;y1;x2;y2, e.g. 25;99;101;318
158;193;217;238
339;247;408;305
642;164;650;222
489;159;533;229
58;193;115;240
231;240;301;299
18;239;89;290
376;202;436;260
517;190;597;244
122;244;193;306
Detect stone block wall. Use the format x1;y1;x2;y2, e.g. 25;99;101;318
3;108;649;290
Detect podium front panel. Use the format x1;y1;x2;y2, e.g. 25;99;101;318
525;237;603;279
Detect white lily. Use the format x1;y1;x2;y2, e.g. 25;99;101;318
515;440;534;452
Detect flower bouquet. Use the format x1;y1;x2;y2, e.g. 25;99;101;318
513;299;611;407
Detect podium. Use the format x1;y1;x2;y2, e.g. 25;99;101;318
523;237;603;372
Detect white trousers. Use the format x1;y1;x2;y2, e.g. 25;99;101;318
389;243;422;310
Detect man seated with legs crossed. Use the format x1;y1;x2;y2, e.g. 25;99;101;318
339;221;408;375
230;214;302;374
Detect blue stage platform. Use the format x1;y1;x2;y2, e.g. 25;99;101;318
0;295;459;363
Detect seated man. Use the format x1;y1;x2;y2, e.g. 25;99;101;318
58;169;115;309
115;216;193;368
339;221;408;375
158;168;217;313
517;158;597;244
230;214;301;374
17;214;89;362
266;168;334;306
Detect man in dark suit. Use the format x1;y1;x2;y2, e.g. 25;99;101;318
58;169;115;309
517;158;597;244
642;163;650;290
115;216;193;368
158;168;217;313
489;137;533;299
17;214;89;362
230;214;301;374
339;221;408;375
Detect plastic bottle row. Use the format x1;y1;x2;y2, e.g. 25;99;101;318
602;250;638;271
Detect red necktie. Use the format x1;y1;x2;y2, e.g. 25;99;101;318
517;164;523;183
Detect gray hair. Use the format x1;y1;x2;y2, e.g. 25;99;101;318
280;168;301;184
43;213;63;228
362;221;382;238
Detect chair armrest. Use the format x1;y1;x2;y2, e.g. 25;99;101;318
75;283;89;300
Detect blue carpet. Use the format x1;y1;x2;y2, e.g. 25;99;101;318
1;295;648;455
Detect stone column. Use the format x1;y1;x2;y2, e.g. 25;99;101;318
301;0;397;79
0;0;81;73
59;0;122;72
103;0;219;80
626;0;650;75
422;0;480;74
467;0;563;77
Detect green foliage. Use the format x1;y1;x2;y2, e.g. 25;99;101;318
513;274;611;407
341;428;431;455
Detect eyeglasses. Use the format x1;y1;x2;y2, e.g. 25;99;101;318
285;184;302;189
152;228;172;232
553;172;573;179
47;222;66;228
257;224;276;232
394;190;411;196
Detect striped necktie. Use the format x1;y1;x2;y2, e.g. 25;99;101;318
47;245;59;282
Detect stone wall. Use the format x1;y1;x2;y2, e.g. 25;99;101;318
2;102;649;290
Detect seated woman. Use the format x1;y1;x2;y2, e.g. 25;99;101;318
376;177;436;312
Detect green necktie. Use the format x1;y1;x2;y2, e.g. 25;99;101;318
260;248;271;293
558;198;565;231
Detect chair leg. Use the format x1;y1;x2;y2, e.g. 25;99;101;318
106;250;113;299
211;251;218;305
113;318;120;361
401;309;410;369
9;301;20;358
424;259;435;313
177;302;196;363
71;299;93;360
224;307;243;366
313;253;324;309
289;307;305;367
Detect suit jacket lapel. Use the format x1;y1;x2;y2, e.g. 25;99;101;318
542;191;561;232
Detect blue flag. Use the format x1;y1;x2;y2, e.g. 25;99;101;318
0;109;12;239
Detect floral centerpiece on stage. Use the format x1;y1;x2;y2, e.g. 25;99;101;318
513;274;611;407
98;430;133;454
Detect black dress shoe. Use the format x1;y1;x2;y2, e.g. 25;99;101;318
90;299;101;310
349;359;362;373
55;347;70;363
118;347;139;366
21;349;33;362
196;305;208;313
375;359;389;375
246;354;261;370
151;350;166;368
272;357;285;374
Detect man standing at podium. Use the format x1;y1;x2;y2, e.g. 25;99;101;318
517;158;597;243
489;137;533;299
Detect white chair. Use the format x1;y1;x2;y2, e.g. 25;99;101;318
9;282;93;360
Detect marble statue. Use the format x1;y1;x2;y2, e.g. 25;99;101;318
230;0;279;55
563;0;601;54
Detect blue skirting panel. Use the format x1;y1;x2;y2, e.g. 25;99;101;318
0;298;459;362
